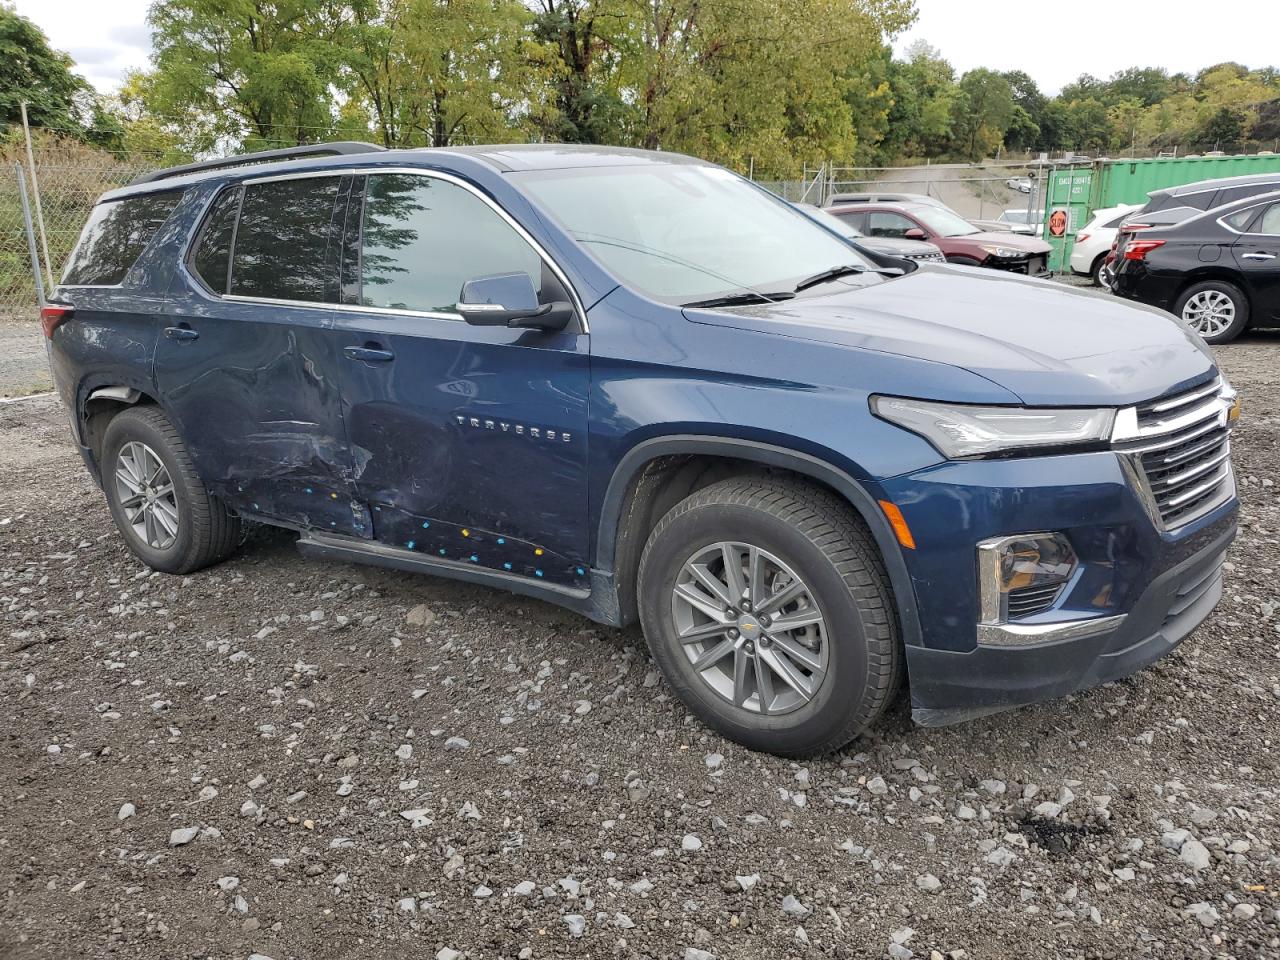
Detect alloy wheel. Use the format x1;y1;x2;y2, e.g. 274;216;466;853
1181;289;1236;338
114;441;179;549
670;541;829;715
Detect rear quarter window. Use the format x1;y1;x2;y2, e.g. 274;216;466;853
61;190;184;286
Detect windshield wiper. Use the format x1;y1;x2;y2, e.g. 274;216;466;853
682;290;796;309
793;264;901;292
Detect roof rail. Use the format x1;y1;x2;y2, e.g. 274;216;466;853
131;141;387;185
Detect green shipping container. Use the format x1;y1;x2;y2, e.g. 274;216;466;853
1042;153;1280;272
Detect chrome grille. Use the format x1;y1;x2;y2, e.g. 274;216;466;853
1113;378;1235;530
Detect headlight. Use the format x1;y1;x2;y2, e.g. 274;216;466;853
980;245;1021;258
870;396;1116;459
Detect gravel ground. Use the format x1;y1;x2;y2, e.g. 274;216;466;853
0;321;52;399
2;332;1279;960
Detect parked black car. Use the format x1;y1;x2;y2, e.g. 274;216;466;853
1114;171;1280;263
1111;190;1280;343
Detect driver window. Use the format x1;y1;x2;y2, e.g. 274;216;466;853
358;173;548;315
867;212;914;238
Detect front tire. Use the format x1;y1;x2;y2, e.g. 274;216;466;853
101;406;241;574
637;477;901;757
1175;280;1248;344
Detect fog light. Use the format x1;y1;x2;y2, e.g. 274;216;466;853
977;533;1077;623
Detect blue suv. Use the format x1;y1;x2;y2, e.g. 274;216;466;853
45;142;1239;756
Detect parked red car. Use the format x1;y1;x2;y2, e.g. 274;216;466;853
828;201;1052;275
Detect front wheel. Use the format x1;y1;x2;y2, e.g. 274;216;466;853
1175;280;1249;344
637;477;901;756
101;406;241;574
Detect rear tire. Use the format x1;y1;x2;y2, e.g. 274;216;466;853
1174;280;1249;344
101;406;241;574
637;477;901;757
1090;255;1107;288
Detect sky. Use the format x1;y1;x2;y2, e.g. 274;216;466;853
12;0;1280;96
894;0;1279;94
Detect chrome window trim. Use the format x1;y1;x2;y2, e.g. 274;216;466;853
1215;201;1274;235
180;166;589;333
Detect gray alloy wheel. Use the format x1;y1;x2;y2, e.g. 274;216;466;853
670;540;829;715
113;440;180;549
1181;288;1236;339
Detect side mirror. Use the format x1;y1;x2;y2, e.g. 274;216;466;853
456;272;573;331
904;228;927;241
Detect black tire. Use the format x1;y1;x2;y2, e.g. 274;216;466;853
637;477;901;757
101;405;241;574
1173;280;1249;344
945;255;982;268
1090;255;1107;288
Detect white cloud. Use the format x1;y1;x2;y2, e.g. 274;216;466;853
13;0;153;93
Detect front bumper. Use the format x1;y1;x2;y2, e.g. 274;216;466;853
907;519;1233;725
877;446;1238;725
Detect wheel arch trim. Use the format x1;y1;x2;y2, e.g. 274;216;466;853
595;434;923;649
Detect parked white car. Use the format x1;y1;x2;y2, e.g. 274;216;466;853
1005;177;1032;193
1069;203;1142;287
994;208;1042;236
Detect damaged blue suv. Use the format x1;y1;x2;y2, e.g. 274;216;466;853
46;142;1239;756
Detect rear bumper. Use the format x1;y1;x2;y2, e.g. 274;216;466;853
907;516;1234;726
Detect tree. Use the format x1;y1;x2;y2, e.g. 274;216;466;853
0;5;113;142
346;0;554;148
951;68;1014;160
144;0;356;151
1104;67;1170;107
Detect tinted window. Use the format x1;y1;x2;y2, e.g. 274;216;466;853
1258;204;1280;235
189;187;241;293
866;212;917;238
1102;212;1131;228
1181;190;1218;211
62;191;182;286
359;173;543;314
1222;207;1260;232
1217;183;1280;206
230;177;341;302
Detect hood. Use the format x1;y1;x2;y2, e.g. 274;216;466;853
856;237;941;257
959;230;1051;253
683;264;1215;407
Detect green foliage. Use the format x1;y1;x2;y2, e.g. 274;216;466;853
0;4;118;145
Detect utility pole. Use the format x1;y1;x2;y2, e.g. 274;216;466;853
20;102;55;291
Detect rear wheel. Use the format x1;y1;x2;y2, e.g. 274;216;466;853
1091;255;1109;288
1175;280;1249;344
637;477;901;756
101;406;241;574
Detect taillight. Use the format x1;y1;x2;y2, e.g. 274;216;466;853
1123;239;1165;261
1119;223;1151;234
1075;232;1091;243
40;304;74;339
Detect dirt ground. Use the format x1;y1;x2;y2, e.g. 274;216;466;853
2;330;1279;960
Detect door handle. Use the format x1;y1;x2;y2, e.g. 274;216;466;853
1241;252;1276;260
164;325;199;341
343;345;395;363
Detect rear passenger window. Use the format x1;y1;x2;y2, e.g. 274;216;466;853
62;190;183;286
1222;207;1260;232
1258;204;1280;236
357;173;543;315
1217;184;1277;206
230;177;341;302
189;187;241;294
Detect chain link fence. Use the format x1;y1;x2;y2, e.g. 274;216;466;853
1;138;157;322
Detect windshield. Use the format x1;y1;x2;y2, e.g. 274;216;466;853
513;164;870;302
909;206;981;237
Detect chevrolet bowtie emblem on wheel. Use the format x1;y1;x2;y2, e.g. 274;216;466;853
455;414;572;443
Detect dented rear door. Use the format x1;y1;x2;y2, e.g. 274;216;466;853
154;174;371;537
